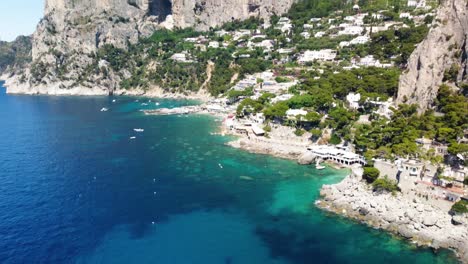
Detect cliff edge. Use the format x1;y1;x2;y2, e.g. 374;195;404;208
397;0;468;111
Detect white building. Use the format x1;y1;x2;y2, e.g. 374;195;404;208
339;41;350;48
367;98;394;119
346;92;361;110
314;31;325;38
232;76;257;91
308;145;366;166
400;12;413;19
304;24;314;29
278;48;294;54
276;17;293;33
170;52;194;63
407;0;418;7
300;31;311;39
355;55;392;68
208;41;220;48
233;30;252;40
298;49;337;63
338;26;364;35
248;39;274;51
286;109;308;118
350;35;370;45
271;94;294;103
215;30;229;37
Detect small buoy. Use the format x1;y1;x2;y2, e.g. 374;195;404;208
152;221;155;225
153;178;156;182
154;191;157;195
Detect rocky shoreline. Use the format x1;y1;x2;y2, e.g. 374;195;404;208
317;174;468;263
0;76;212;102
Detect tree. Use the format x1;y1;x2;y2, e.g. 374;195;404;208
263;102;289;120
363;167;380;183
329;133;342;145
372;176;400;193
305;111;322;126
450;200;468;214
236;98;263;117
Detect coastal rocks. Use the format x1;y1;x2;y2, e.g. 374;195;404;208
452;215;467;226
398;226;414;239
397;0;468;111
298;152;316;165
317;175;468;263
358;207;369;216
423;214;438;227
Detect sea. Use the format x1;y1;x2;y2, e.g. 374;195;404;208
0;81;458;264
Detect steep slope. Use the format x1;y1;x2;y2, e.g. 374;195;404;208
397;0;468;111
0;36;32;74
3;0;295;95
172;0;295;30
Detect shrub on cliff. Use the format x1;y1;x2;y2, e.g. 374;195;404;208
450;200;468;214
363;167;380;183
372;176;400;194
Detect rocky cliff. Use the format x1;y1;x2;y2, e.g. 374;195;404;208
3;0;295;95
0;36;32;74
397;0;468;111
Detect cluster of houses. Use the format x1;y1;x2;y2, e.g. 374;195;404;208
167;1;434;69
374;157;467;204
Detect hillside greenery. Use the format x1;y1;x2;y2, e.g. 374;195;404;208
0;36;32;73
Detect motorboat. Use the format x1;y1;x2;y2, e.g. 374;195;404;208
315;160;325;170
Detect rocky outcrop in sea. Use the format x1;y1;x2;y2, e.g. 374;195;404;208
318;175;468;263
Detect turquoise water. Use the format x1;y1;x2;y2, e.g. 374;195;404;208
0;82;458;263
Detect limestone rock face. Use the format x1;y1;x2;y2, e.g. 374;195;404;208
5;0;295;94
172;0;296;30
396;0;468;111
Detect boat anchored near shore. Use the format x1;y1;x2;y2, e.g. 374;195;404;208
315;160;325;170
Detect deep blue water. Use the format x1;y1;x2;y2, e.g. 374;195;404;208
0;81;458;264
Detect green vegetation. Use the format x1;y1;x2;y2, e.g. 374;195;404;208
221;17;264;31
264;102;289;120
355;85;467;159
294;128;306;136
363;167;380;183
450;200;468;214
0;36;32;73
369;25;429;65
372;176;400;193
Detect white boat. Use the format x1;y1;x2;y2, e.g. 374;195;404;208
315;160;325;170
141;103;148;106
133;128;144;132
112;99;116;103
130;136;136;139
100;107;108;112
155;102;160;106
